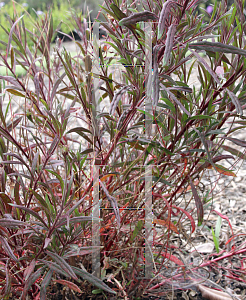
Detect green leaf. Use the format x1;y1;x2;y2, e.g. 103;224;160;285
212;227;219;253
72;266;116;294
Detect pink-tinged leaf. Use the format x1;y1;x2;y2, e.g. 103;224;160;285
160;252;185;268
40;270;53;300
53;279;82;293
0;219;25;229
223;136;246;147
119;11;158;26
64;247;100;258
189;177;204;226
158;0;178;39
4;260;11;297
50;72;66;104
110;86;131;115
46;251;78;280
0;75;22;89
152;45;162;106
99;180;120;227
39;259;68;277
163;24;177;65
44;238;51;249
215;66;224;78
7;15;24;57
189;41;246;57
172;205;196;233
7;116;23;133
22;267;45;300
0;236;18;262
8;204;48;228
24;259;36;281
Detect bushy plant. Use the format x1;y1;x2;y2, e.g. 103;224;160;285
0;0;246;298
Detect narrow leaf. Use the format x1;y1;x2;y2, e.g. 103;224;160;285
189;177;204;226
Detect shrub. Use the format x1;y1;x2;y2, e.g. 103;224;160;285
0;0;246;298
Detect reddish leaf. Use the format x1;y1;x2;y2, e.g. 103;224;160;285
172;205;196;233
0;236;18;262
214;164;236;177
223;136;246;147
160;252;185;270
153;219;179;234
53;279;82;293
24;259;36;280
189;177;204;226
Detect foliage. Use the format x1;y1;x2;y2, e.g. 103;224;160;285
0;0;246;298
0;0;88;50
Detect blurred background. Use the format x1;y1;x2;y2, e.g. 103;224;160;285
0;0;238;51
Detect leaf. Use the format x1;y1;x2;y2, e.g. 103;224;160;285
163;24;177;65
152;45;161;106
6;89;25;97
57;216;94;227
189;41;246;57
198;284;233;300
172;205;196;233
46;251;78;280
213;210;234;238
153;219;179;234
40;270;53;300
212;227;219;253
66;126;92;135
158;0;178;39
0;219;26;228
0;193;12;213
0;236;18;262
221;145;246;160
39;260;68;277
119;11;158;26
24;259;36;281
50;73;66;103
223;136;246;147
213;164;236;177
160;84;191;116
31;152;39;176
0;75;22;89
189;177;204;226
66;196;86;216
160;252;185;269
7;116;23;133
129;220;143;243
110;86;131;115
99;180;120;227
8;204;48;228
22;267;45;300
53;279;82;293
7;15;24;57
72;266;116;294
